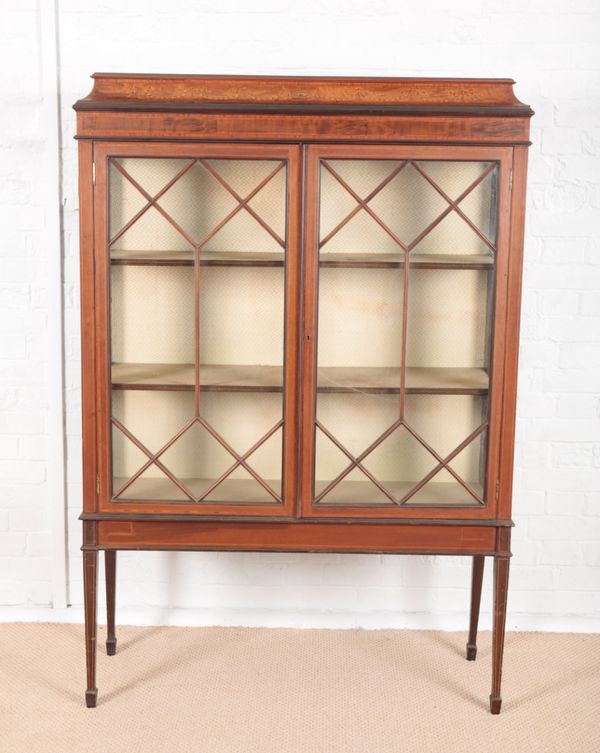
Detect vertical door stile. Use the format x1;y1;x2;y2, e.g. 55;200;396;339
399;239;410;422
485;152;516;517
300;146;320;515
284;144;304;515
194;214;201;422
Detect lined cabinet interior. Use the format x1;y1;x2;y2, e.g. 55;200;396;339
103;145;501;514
306;151;499;510
108;153;290;506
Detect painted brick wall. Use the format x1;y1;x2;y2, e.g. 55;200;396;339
0;1;53;607
1;0;599;630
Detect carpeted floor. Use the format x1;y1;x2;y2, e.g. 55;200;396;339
2;623;599;753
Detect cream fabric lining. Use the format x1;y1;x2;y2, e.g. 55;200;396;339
315;160;496;505
319;160;496;256
112;392;283;501
110;158;286;253
108;157;495;505
109;159;286;498
315;394;487;505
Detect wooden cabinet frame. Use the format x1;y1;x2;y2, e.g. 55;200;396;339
92;141;302;518
300;143;513;521
75;74;532;714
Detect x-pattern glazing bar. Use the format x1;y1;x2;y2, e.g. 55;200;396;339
315;421;397;503
320;161;409;252
410;161;497;252
197;416;281;502
399;421;488;504
198;159;286;248
314;417;404;503
111;417;196;501
319;161;408;248
112;416;283;503
110;159;286;253
109;159;197;246
109;160;198;248
196;420;284;501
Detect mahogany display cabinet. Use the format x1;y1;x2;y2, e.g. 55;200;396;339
75;74;532;712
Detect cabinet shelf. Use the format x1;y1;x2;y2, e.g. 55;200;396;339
110;250;285;267
110;250;494;270
113;476;280;503
111;363;283;392
113;476;481;505
317;366;489;394
112;363;489;395
319;253;494;269
314;479;483;506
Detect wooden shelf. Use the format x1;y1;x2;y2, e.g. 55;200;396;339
315;479;483;506
110;250;493;269
113;476;281;503
115;475;481;505
317;366;489;394
112;363;489;395
110;250;285;267
111;363;283;392
319;253;494;269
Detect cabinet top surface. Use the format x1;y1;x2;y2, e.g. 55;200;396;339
74;73;532;116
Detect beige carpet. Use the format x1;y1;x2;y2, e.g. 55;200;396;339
2;623;599;753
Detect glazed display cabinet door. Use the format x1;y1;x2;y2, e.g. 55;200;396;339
301;145;513;520
94;143;301;516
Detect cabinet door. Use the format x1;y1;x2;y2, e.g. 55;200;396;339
94;143;300;516
301;144;512;519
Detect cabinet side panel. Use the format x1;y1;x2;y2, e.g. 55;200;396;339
498;146;529;521
79;140;97;513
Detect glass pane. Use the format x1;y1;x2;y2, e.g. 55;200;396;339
109;156;287;504
314;157;496;507
401;395;488;506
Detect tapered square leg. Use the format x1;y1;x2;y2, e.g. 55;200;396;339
466;555;485;661
490;554;510;714
105;550;117;656
83;549;98;708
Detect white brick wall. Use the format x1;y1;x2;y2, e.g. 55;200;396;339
0;1;53;608
0;0;599;631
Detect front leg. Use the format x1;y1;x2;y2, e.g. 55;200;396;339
466;555;485;660
490;554;510;714
105;550;117;656
83;550;98;707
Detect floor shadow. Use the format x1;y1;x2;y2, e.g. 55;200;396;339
101;626;253;705
503;633;600;712
420;629;467;658
1;650;81;706
349;628;487;711
111;624;169;652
